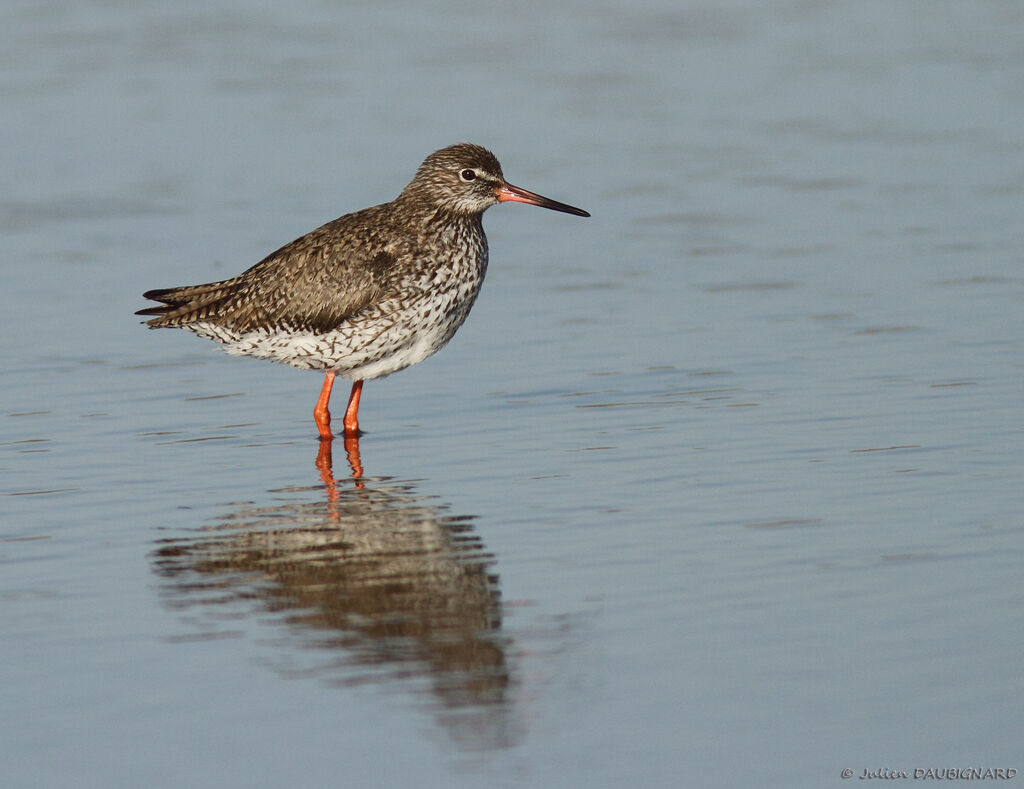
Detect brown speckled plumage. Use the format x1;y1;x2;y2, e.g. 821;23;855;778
137;143;589;438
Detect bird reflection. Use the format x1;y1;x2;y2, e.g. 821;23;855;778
152;434;518;749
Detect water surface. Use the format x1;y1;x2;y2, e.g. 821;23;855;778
3;1;1023;787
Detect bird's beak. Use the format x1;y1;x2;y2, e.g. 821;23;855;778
494;183;590;217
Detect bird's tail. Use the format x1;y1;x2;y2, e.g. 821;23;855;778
136;282;233;328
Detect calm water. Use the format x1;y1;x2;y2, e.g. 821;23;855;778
3;1;1023;787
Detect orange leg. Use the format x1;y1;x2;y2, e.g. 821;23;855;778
343;380;363;436
314;371;336;440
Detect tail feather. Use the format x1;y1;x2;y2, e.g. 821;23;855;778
135;282;234;327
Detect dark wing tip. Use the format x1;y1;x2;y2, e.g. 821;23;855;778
135;305;170;316
137;287;183;317
141;287;177;301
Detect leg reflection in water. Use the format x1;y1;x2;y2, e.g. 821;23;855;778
316;432;364;495
153;435;519;750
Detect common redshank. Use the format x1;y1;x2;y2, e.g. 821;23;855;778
137;143;589;439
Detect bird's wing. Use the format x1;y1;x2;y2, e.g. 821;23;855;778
138;209;402;333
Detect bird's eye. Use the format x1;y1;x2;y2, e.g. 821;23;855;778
459;169;477;182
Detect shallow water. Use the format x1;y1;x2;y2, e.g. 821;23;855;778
3;1;1023;787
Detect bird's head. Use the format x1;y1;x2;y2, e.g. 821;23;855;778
402;143;590;218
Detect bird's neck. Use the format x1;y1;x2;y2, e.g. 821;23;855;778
392;192;484;231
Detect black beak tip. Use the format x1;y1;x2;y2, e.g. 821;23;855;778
547;201;591;218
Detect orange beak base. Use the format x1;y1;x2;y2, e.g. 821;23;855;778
494;183;590;217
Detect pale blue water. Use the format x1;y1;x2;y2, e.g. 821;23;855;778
3;1;1023;787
